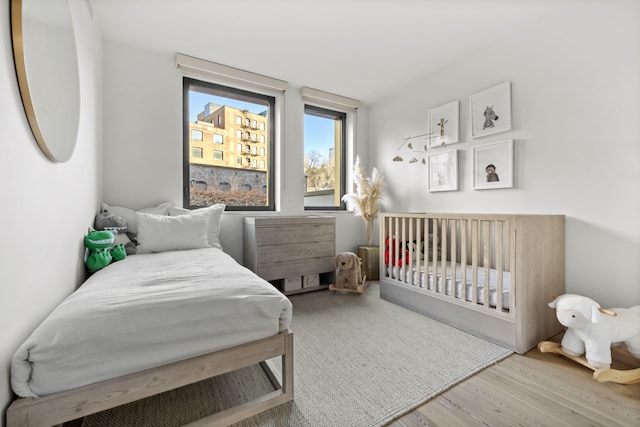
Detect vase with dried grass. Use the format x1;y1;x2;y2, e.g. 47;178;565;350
342;156;386;246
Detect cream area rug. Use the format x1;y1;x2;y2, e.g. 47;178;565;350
82;283;512;426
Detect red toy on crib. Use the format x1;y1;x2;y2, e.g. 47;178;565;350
384;236;410;266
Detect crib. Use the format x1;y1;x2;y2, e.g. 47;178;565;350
379;213;565;354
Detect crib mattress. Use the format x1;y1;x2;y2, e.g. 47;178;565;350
11;248;292;398
388;263;511;309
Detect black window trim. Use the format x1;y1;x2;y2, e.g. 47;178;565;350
304;103;347;211
183;77;276;211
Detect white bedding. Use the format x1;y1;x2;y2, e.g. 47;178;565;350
388;263;511;309
11;248;292;398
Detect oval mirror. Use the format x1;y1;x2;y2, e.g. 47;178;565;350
11;0;81;163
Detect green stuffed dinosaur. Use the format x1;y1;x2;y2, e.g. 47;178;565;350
84;229;127;272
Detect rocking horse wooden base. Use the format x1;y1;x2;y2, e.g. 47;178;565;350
538;341;640;384
329;277;367;294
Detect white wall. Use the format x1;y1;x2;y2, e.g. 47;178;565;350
0;0;101;422
101;40;369;261
370;1;640;308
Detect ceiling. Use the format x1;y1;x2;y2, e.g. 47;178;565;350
90;0;576;105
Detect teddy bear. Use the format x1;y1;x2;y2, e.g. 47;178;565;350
94;211;137;255
334;252;363;291
549;294;640;369
84;229;127;272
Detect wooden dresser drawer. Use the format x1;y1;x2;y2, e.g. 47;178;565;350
256;224;334;245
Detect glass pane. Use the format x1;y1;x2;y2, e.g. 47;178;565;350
304;106;344;208
185;79;273;210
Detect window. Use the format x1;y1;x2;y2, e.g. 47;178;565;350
184;77;275;210
304;104;346;209
191;129;203;141
192;147;203;158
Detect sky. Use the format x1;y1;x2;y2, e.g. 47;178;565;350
189;90;334;163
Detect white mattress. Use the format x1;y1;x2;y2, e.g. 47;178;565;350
11;248;292;398
388;263;511;310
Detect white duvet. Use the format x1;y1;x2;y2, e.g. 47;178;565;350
11;248;292;398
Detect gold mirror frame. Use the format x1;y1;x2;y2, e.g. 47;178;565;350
11;0;81;163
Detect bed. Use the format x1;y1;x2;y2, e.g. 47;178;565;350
7;204;294;427
380;213;565;354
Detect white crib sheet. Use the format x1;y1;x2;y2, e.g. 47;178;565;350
11;248;292;398
388;263;511;310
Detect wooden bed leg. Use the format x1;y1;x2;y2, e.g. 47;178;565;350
6;398;29;427
283;327;294;399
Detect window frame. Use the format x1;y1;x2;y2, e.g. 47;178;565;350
303;104;347;211
183;77;276;211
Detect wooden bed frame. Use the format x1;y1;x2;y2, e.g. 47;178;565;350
379;213;565;354
6;330;293;427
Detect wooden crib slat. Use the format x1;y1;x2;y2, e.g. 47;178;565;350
416;218;423;287
429;218;440;291
496;220;504;312
394;216;399;278
483;221;491;308
401;217;407;282
440;219;448;295
460;220;467;300
409;218;415;286
471;220;479;304
450;219;457;297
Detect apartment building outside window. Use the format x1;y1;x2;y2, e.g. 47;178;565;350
184;77;275;210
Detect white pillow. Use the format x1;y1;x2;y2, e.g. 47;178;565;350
136;211;211;253
169;204;225;249
101;202;171;234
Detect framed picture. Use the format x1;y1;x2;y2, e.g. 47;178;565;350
427;149;458;192
473;140;513;190
427;100;459;147
470;82;511;138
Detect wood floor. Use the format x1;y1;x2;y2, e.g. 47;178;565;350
387;334;640;427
